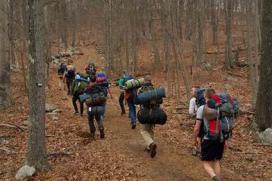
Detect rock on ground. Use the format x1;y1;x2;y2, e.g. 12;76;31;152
15;165;36;180
45;103;58;112
258;128;272;145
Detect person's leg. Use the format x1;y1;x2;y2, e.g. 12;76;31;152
72;95;79;113
140;124;154;149
119;92;126;115
66;80;71;95
203;161;216;178
214;160;221;178
128;101;136;129
88;111;96;138
96;113;105;139
79;95;84;116
140;124;157;158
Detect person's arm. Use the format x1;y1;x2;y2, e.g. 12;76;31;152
107;87;113;99
194;106;204;147
189;97;196;116
193;120;202;147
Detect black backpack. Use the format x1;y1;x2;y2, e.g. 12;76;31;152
65;69;75;80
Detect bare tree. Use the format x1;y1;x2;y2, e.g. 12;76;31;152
224;0;234;69
25;0;48;170
255;0;272;130
0;0;12;109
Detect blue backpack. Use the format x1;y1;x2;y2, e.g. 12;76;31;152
196;89;206;107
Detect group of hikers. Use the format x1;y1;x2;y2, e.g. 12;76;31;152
57;61;166;158
57;61;239;181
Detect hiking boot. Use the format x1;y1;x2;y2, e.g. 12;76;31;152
90;132;95;139
212;176;221;181
121;111;126;116
149;143;157;158
131;124;136;129
74;111;79;115
99;128;105;139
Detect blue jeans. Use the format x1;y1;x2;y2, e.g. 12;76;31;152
127;101;136;125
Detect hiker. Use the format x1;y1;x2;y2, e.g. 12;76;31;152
137;75;163;158
71;74;89;116
117;71;131;115
125;75;138;129
189;86;205;118
57;63;67;89
193;88;226;181
64;63;76;95
85;63;97;76
84;81;108;139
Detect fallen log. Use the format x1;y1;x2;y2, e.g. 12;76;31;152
0;123;25;131
47;151;73;158
227;71;244;78
0;146;15;154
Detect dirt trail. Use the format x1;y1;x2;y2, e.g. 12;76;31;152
41;46;242;181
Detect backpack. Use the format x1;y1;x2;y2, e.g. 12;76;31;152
66;69;75;80
203;95;235;141
203;106;222;141
195;88;206;107
85;85;107;106
72;80;89;95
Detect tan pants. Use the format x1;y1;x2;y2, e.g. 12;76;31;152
140;124;155;148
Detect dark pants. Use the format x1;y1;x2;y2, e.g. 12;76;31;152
88;108;104;135
66;79;73;95
127;101;136;126
72;93;84;115
119;92;126;113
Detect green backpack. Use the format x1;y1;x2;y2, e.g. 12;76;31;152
72;80;88;95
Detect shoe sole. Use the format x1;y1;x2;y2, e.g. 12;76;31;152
150;144;157;158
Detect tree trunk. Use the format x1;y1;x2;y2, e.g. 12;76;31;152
0;0;12;109
8;0;16;67
25;0;48;170
224;0;234;69
256;0;272;130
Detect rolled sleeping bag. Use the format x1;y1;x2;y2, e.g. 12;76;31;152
203;106;219;120
125;78;144;90
136;88;166;105
137;107;167;125
85;92;107;106
79;93;91;102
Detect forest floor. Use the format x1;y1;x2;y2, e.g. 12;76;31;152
0;44;272;181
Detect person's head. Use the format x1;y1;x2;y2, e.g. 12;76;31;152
122;70;128;77
205;88;215;100
144;75;152;84
191;86;200;97
89;74;96;83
